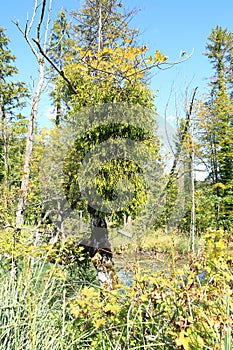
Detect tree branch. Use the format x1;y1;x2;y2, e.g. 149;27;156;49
32;37;78;94
37;0;47;41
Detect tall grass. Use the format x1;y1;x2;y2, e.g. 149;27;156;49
0;256;97;350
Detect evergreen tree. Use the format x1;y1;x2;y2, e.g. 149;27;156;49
48;10;73;125
71;0;138;52
197;26;233;229
0;27;28;224
59;0;158;227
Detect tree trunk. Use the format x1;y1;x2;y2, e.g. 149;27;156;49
97;0;103;52
1;108;9;189
55;100;62;126
0;95;10;221
16;61;44;228
80;207;117;289
190;123;195;252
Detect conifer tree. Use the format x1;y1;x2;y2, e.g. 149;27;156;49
197;26;233;228
71;0;138;52
0;27;28;224
48;10;73;125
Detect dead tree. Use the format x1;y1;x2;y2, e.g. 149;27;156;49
15;0;52;228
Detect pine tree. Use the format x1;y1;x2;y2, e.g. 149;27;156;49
0;27;28;224
71;0;138;52
197;26;233;228
48;10;73;125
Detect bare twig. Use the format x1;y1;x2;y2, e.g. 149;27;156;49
43;0;53;50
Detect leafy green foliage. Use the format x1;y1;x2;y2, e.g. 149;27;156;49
63;118;159;224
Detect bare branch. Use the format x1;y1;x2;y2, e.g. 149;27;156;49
43;0;53;50
166;86;198;188
15;0;50;228
27;0;39;36
81;48;194;82
32;37;77;94
13;20;40;60
37;0;47;41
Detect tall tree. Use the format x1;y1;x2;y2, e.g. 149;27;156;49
48;9;73;125
42;0;162;288
14;0;53;228
71;0;138;52
0;27;28;224
35;0;189;287
197;26;233;228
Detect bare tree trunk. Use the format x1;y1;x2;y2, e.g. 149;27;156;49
14;0;52;228
97;0;103;52
16;62;44;227
190;122;195;252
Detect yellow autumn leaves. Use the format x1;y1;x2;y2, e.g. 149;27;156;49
64;45;168;82
67;229;232;348
175;329;204;350
146;49;168;65
69;285;123;329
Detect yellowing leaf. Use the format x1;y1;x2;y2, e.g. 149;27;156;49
65;56;72;62
124;38;132;43
104;303;121;314
81;286;98;298
212;182;226;189
154;50;168;62
92;252;102;266
175;331;192;350
94;318;106;328
146;55;153;65
140;294;148;302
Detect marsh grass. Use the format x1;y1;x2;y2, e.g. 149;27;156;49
0;254;98;350
0;228;232;349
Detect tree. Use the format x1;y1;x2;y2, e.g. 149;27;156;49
14;0;53;228
48;9;73;125
70;0;138;52
39;0;163;288
34;0;191;287
0;27;28;225
196;26;233;229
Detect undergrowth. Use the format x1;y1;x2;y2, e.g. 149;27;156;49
0;228;232;349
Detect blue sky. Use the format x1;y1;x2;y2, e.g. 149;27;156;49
1;0;233;126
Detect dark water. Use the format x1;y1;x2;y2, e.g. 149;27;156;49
118;263;207;287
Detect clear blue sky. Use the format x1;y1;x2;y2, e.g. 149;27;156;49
1;0;233;125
